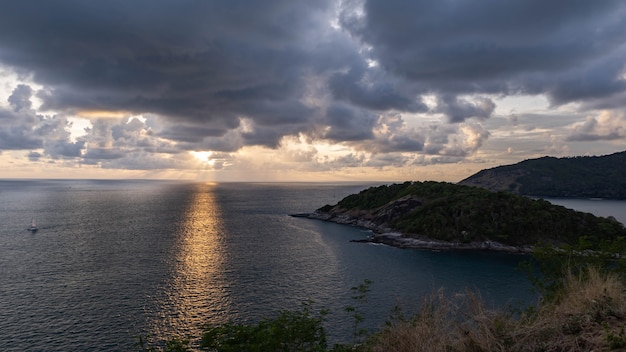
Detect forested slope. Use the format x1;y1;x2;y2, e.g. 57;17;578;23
459;151;626;199
315;181;626;248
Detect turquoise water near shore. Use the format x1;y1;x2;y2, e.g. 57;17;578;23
2;180;621;350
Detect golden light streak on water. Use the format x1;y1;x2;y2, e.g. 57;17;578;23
151;183;231;342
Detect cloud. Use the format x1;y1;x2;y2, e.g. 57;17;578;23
0;84;76;152
364;153;409;168
0;122;42;150
0;0;625;175
46;139;85;158
8;84;33;112
435;95;496;123
566;110;626;141
333;153;367;168
322;103;377;141
82;147;125;161
364;113;424;153
27;151;41;161
423;122;490;157
349;0;626;104
328;65;428;113
157;124;228;143
0;1;332;150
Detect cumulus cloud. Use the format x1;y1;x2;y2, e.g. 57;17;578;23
0;0;625;174
8;84;33;112
567;111;626;141
0;85;82;155
364;113;424;153
423;122;490;157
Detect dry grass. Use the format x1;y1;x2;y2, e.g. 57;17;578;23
368;267;626;352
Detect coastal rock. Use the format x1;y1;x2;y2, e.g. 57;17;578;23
353;233;532;253
292;213;533;253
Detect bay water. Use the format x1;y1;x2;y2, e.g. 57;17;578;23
2;180;623;351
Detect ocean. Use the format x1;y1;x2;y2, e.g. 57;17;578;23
2;180;623;351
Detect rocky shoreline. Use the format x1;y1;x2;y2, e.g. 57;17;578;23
290;212;534;254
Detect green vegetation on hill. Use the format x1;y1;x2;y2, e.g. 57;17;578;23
459;151;626;199
317;181;626;247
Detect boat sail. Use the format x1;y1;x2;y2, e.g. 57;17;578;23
27;219;38;233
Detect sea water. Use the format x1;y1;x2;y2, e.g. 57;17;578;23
2;180;622;351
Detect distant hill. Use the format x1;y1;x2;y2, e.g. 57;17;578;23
306;181;626;251
459;151;626;199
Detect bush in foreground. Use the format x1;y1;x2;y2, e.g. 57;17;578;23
370;267;626;351
200;304;328;352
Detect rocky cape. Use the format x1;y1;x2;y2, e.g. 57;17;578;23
291;181;626;254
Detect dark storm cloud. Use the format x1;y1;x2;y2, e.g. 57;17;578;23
435;95;496;123
82;148;126;160
323;103;377;141
328;65;428;112
0;0;338;146
45;139;85;158
383;134;424;153
241;124;290;148
544;52;626;105
158;125;228;144
0;123;42;150
239;100;318;127
350;0;626;105
1;0;626;168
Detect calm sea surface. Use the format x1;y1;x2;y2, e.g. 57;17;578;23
2;180;624;351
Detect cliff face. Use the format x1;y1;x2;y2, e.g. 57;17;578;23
307;181;626;251
459;151;626;199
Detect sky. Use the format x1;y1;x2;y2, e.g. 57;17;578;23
0;0;625;182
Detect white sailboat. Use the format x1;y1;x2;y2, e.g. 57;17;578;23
27;219;38;233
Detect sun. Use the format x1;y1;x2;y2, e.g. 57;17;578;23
191;151;214;164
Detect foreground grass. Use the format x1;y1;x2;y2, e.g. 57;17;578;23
138;267;626;351
370;267;626;351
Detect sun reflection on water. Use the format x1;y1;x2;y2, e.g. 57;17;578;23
152;183;231;341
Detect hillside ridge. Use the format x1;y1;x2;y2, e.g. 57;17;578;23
459;151;626;199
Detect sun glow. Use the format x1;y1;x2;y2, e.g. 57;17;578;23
77;110;129;119
191;151;215;164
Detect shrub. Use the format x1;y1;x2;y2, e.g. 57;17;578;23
200;303;328;352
